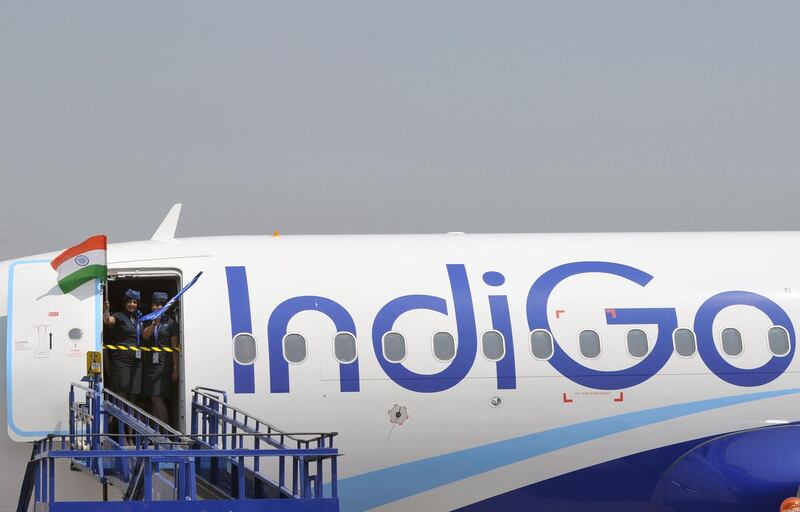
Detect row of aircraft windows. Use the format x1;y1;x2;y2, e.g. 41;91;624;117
271;331;508;365
539;326;791;360
255;326;792;365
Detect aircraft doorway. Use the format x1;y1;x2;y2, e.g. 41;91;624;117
104;270;184;431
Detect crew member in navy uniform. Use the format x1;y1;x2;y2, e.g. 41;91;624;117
142;291;179;423
103;288;142;401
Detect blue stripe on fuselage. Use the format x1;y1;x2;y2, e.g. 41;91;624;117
334;387;800;511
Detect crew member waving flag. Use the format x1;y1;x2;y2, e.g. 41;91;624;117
50;235;107;293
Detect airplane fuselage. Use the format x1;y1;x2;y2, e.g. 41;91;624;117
4;232;800;511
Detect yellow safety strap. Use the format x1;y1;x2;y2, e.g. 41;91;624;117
103;344;180;353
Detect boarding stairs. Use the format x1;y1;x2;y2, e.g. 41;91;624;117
17;378;340;511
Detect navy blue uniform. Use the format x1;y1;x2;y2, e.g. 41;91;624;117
142;317;178;397
107;312;141;394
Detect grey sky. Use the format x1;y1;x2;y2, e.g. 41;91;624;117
1;2;798;260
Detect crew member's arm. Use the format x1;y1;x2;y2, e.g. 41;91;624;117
142;316;160;341
103;301;116;326
102;305;111;383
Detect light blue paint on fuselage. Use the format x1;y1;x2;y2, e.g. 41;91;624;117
334;387;800;511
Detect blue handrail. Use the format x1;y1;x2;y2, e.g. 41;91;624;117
190;387;339;500
19;376;341;510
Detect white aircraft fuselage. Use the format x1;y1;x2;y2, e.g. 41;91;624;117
3;232;800;511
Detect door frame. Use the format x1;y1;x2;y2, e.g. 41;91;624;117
107;267;185;431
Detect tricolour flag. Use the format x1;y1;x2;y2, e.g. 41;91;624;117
50;235;108;293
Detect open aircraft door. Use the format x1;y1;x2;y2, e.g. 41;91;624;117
6;259;101;441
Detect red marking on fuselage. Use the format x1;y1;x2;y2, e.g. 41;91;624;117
555;309;566;319
48;312;59;317
562;393;573;403
614;392;624;402
605;308;617;319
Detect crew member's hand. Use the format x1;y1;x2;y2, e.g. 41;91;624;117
103;301;113;325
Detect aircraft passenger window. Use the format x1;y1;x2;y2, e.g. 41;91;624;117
233;333;257;365
283;333;307;364
673;328;697;357
481;330;505;361
626;329;649;358
530;330;554;360
383;332;406;362
433;332;456;361
334;332;358;364
579;330;601;359
721;328;743;356
768;326;790;357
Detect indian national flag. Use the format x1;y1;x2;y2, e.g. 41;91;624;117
50;235;108;293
